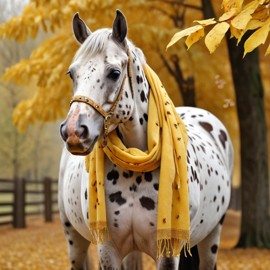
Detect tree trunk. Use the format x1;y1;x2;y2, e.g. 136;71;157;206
12;130;20;179
182;76;196;107
175;73;196;107
202;0;243;211
202;0;270;248
226;34;270;247
159;51;196;107
201;0;215;18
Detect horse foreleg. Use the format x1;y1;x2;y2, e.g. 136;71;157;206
98;242;122;270
156;257;180;270
197;219;224;270
60;213;90;270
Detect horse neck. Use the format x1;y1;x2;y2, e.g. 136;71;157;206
118;48;150;151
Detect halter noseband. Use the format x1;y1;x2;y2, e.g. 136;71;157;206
69;49;133;147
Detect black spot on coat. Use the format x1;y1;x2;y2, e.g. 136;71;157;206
123;170;133;178
107;170;119;185
140;91;146;102
129;184;137;192
219;129;228;149
109;191;126;206
123;171;129;178
136;176;142;185
143;113;148;122
199;121;213;133
136;75;143;84
65;221;71;227
211;244;218;254
144;172;153;182
139;196;155;210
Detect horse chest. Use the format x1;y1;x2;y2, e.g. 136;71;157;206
104;160;160;255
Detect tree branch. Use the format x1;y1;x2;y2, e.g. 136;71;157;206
148;0;201;11
152;6;171;17
157;49;176;78
183;3;202;11
170;54;184;85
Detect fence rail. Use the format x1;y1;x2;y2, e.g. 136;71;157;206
0;177;58;228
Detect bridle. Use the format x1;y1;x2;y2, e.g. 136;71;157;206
70;48;133;147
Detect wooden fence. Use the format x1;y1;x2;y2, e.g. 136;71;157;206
0;177;58;228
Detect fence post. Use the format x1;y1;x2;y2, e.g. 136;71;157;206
13;178;26;228
44;177;53;222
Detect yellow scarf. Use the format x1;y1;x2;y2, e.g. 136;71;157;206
85;64;190;258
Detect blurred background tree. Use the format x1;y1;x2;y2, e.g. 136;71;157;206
0;0;269;250
0;0;62;180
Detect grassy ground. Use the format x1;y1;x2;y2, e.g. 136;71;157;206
0;210;270;270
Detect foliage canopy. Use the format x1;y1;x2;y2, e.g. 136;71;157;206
167;0;270;56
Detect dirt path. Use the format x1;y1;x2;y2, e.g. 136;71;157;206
0;211;270;269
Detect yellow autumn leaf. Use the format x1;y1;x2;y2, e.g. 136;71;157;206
246;19;265;30
222;0;244;12
205;22;230;54
244;18;270;56
35;15;42;24
194;18;216;26
166;25;203;49
231;11;252;30
185;27;205;49
242;0;260;14
219;8;239;22
230;25;243;40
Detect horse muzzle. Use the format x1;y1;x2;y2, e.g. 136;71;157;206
60;115;99;156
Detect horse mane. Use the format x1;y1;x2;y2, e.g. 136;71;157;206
73;28;146;65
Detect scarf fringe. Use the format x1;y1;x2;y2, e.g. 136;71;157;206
89;222;109;244
157;229;191;258
157;238;191;259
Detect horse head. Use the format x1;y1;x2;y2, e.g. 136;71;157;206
60;10;134;155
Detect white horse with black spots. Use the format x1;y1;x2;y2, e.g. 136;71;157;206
59;10;233;270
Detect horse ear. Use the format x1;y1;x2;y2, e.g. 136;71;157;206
112;10;127;43
72;13;91;44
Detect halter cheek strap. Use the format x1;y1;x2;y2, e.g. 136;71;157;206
70;74;127;147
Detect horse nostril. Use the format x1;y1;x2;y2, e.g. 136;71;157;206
77;125;89;139
60;122;68;141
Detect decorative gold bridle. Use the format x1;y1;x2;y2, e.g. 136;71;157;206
70;48;133;147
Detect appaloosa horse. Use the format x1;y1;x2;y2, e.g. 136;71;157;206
59;10;233;270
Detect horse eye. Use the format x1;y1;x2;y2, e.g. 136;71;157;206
108;70;121;81
66;71;73;80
